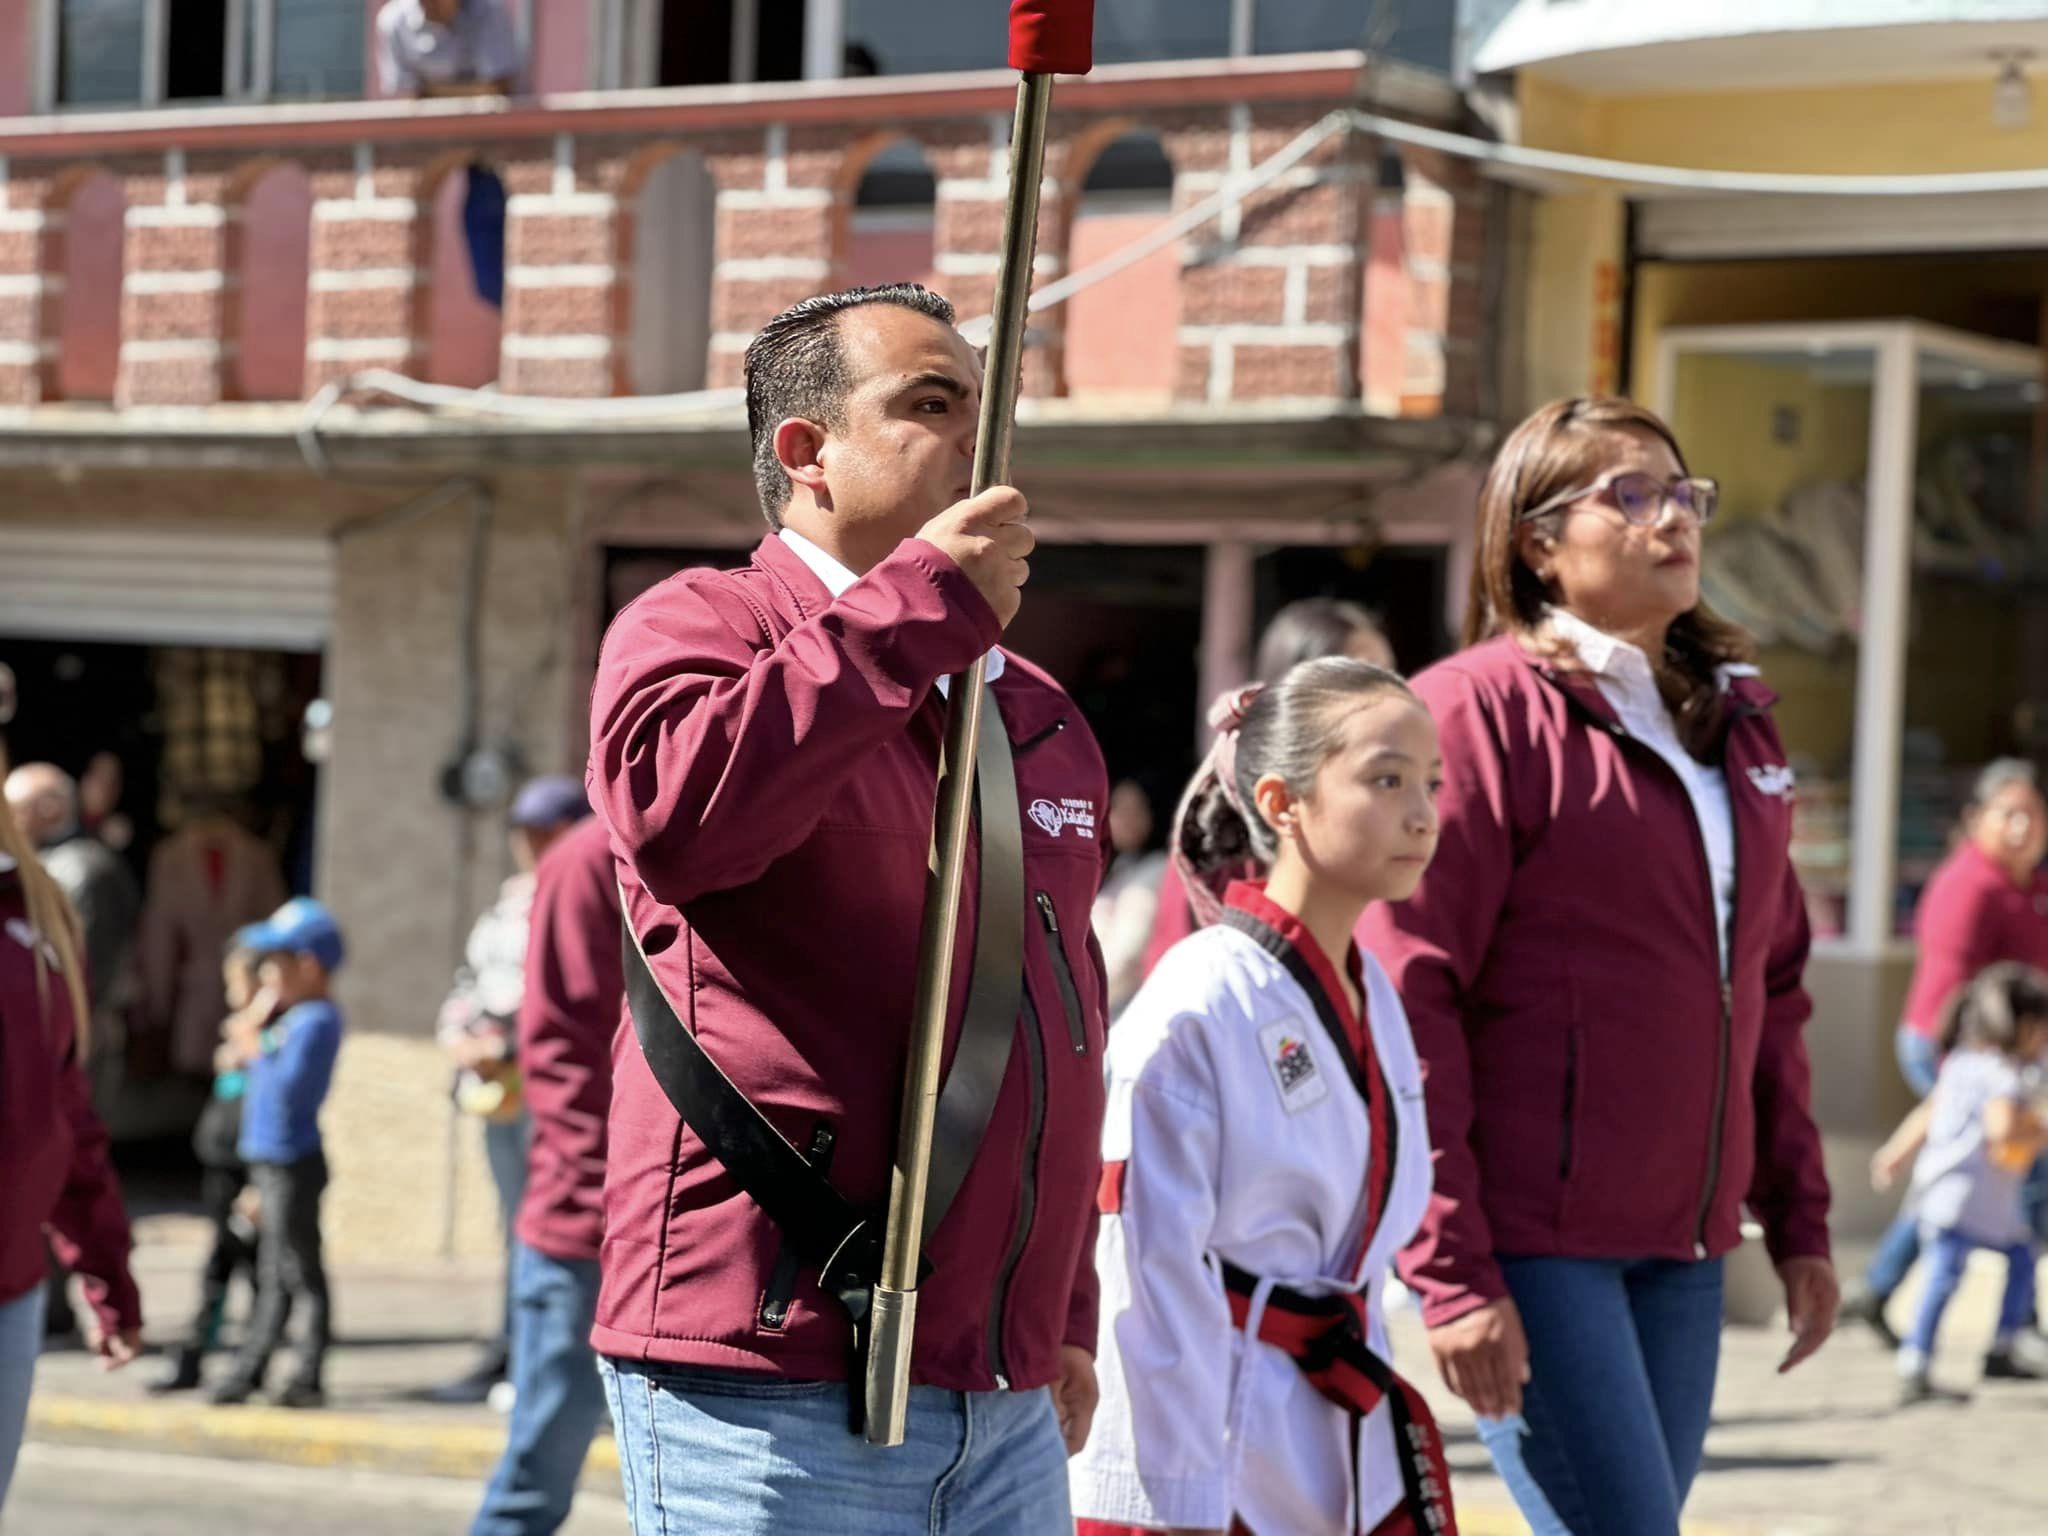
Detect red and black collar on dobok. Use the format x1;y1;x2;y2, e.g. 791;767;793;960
1218;881;1396;1266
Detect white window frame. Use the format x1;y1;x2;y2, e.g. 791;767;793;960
35;0;367;112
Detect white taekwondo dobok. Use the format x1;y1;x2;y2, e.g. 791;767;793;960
1070;885;1436;1535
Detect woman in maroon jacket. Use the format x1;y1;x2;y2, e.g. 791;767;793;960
1359;398;1835;1536
0;795;142;1512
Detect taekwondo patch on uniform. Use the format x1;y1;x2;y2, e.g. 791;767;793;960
1258;1018;1328;1112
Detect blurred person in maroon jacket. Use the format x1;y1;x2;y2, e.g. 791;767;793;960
470;812;621;1536
1141;599;1395;978
0;795;141;1513
588;284;1109;1531
1844;758;2048;1346
1359;398;1834;1536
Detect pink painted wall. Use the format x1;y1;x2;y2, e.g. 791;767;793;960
845;218;936;293
237;164;312;400
529;0;593;93
426;167;502;387
0;0;32;117
59;174;124;400
1064;202;1179;399
1361;202;1410;414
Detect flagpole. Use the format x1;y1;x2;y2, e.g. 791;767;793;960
862;68;1056;1448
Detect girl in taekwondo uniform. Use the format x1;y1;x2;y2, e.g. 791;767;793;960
1072;657;1456;1536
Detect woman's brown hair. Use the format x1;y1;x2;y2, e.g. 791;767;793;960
0;791;91;1053
1467;396;1755;760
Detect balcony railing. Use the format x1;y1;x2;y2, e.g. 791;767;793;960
0;51;1490;422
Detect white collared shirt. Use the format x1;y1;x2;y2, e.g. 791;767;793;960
778;528;1005;692
1548;608;1735;974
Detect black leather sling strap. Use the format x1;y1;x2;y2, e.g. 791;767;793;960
619;680;1026;1422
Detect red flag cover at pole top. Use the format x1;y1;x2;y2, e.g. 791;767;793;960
1008;0;1095;75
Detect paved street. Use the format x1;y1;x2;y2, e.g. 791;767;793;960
1394;1243;2048;1536
19;1213;2048;1533
6;1443;627;1536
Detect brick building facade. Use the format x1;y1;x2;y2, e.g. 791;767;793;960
0;41;1502;1259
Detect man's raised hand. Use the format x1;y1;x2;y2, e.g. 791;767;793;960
918;486;1034;629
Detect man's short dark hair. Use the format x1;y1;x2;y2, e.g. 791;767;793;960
743;283;956;528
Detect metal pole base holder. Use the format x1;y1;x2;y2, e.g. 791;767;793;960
863;1284;918;1446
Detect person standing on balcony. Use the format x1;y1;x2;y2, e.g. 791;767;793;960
1358;398;1837;1536
376;0;526;310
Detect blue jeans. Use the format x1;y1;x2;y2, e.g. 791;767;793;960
0;1285;46;1513
483;1114;530;1354
1475;1256;1725;1536
471;1242;606;1536
600;1359;1070;1535
1906;1229;2036;1357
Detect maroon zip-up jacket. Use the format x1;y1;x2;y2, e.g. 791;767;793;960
588;533;1110;1391
0;869;141;1338
514;814;622;1266
1359;637;1831;1329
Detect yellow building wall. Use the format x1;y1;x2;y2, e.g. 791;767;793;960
1514;71;2048;407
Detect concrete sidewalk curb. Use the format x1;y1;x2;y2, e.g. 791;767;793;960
27;1393;620;1487
29;1392;1751;1536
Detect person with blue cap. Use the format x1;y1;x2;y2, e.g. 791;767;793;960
425;775;591;1410
208;897;347;1408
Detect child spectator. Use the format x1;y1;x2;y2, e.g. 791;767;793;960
148;929;271;1395
1874;962;2048;1404
208;899;345;1409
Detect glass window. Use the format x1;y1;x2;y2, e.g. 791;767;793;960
1898;341;2045;935
1667;341;1878;943
1094;0;1232;66
845;0;1237;74
1254;0;1455;71
58;0;147;107
270;0;365;99
843;1;1003;75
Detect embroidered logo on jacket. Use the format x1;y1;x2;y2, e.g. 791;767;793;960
1027;797;1098;838
5;917;59;966
1258;1019;1328;1112
1747;764;1796;799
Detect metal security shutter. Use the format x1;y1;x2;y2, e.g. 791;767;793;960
1637;190;2048;261
0;525;333;651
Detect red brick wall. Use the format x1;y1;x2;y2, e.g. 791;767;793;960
0;96;1487;415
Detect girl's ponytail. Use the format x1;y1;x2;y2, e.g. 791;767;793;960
1170;684;1264;929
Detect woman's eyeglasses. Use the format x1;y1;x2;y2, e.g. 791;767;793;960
1519;472;1719;528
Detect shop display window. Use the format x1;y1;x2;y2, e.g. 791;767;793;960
1658;322;2045;954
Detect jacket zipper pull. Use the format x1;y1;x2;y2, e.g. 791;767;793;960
1035;891;1059;934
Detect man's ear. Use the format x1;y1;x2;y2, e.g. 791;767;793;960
772;418;830;502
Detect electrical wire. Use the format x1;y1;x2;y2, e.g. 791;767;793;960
297;95;2048;451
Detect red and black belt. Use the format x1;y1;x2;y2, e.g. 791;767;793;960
1221;1259;1459;1536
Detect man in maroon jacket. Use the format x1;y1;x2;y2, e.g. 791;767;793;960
470;811;620;1536
587;283;1111;1532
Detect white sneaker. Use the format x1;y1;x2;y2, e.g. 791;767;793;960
487;1380;517;1414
